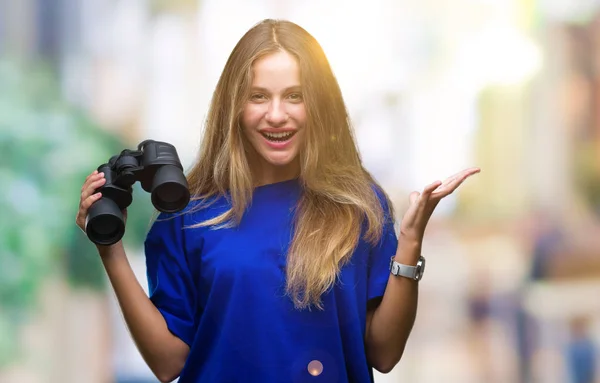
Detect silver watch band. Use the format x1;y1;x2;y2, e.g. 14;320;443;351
389;256;426;281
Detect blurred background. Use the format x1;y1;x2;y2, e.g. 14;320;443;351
1;0;600;382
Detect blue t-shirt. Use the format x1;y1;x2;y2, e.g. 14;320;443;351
144;179;398;383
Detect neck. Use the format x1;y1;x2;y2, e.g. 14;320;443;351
248;157;300;188
253;165;299;187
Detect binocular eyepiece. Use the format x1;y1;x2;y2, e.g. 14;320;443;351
85;140;190;246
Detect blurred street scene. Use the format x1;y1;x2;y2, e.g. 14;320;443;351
1;0;600;382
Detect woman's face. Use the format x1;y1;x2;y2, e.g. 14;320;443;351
240;50;307;179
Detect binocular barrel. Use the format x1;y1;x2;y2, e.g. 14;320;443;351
85;197;126;246
85;140;190;246
150;165;191;213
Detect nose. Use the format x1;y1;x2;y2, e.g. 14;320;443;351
265;100;288;126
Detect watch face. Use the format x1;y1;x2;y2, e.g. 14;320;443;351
415;257;426;281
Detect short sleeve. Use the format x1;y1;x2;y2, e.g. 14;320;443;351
367;188;398;301
145;212;197;347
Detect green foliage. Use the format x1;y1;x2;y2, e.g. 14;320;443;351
0;58;152;366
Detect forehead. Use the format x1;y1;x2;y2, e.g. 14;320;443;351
251;50;301;88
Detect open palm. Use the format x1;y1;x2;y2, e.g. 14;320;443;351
400;167;481;241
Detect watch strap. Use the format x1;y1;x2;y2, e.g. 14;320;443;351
389;256;425;281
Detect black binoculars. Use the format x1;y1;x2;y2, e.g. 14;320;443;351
85;139;190;245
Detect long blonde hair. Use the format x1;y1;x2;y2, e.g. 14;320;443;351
186;19;394;309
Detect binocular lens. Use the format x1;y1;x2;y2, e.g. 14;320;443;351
85;199;125;245
151;165;190;212
155;182;186;204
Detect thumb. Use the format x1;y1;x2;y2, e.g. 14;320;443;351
409;191;420;205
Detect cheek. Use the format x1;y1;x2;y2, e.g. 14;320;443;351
296;129;307;149
241;106;263;130
292;105;307;126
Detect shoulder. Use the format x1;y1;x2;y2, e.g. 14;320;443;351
145;198;213;263
370;183;394;217
148;194;228;231
371;183;387;202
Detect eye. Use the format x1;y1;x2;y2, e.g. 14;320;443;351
250;93;267;102
288;93;303;102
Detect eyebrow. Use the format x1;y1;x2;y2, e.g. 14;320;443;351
250;86;302;93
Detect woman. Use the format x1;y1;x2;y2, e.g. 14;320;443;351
76;19;479;383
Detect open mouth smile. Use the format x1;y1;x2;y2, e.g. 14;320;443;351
261;131;297;142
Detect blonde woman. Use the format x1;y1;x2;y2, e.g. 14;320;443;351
76;19;479;383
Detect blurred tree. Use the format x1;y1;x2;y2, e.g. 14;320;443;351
0;59;153;367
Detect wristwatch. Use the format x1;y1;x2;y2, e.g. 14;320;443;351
389;255;426;281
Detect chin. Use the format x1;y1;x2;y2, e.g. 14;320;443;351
266;156;295;167
262;152;299;167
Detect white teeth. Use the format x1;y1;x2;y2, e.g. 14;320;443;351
263;132;293;139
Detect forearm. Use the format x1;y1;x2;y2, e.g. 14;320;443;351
98;243;189;382
366;238;420;373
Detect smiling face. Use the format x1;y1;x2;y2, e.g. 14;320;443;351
240;50;307;183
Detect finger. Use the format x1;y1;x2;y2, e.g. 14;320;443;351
81;192;102;211
409;191;420;205
83;170;103;184
82;171;104;189
448;168;480;189
85;170;98;181
453;167;480;177
432;183;457;198
81;178;100;195
422;180;442;198
433;169;478;198
438;167;479;190
84;170;99;184
76;193;102;226
441;173;462;187
80;176;106;202
453;167;480;183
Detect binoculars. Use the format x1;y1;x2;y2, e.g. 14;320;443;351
85;139;190;246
